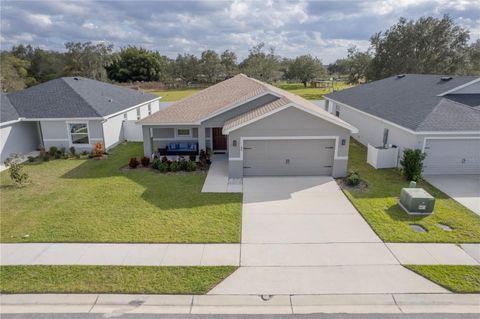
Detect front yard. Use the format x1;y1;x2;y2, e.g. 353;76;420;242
0;143;242;243
343;139;480;243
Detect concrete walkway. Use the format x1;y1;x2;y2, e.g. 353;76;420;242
2;293;479;314
0;243;240;266
201;154;242;193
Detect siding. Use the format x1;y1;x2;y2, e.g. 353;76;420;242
41;120;104;151
0;121;40;162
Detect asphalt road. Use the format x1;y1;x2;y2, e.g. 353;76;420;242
2;314;478;319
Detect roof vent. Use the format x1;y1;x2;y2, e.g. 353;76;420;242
396;74;406;79
73;77;79;80
441;76;453;81
108;98;112;102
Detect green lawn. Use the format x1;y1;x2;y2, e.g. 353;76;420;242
343;139;480;243
150;88;201;101
0;265;236;294
0;143;242;243
150;82;354;102
405;265;480;293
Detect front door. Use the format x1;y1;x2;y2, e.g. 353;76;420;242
212;128;227;151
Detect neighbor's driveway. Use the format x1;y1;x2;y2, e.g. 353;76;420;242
426;175;480;215
210;177;448;295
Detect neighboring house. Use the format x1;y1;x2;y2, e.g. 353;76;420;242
0;77;160;163
325;74;480;175
140;74;357;178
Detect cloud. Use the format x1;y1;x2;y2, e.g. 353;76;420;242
1;0;478;63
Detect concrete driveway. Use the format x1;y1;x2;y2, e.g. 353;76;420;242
210;177;447;295
426;175;480;215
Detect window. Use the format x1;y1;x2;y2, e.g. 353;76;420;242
148;103;152;115
176;128;191;137
136;108;141;120
123;113;128;120
69;123;89;145
335;105;340;117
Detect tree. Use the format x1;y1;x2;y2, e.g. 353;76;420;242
239;43;281;83
220;50;238;78
106;47;167;82
29;48;66;83
343;47;372;84
199;50;224;84
368;15;470;80
287;55;326;87
170;53;200;85
0;53;34;92
464;40;480;75
65;42;113;81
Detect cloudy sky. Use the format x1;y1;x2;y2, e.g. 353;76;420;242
1;0;479;63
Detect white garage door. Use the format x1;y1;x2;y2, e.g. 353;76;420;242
423;139;480;175
243;139;335;176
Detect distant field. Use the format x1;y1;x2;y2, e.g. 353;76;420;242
151;82;353;102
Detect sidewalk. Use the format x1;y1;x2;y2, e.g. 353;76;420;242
1;293;479;314
1;243;478;266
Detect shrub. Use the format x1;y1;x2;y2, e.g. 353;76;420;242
185;160;197;172
128;157;139;168
69;146;76;156
54;150;62;159
60;147;66;156
170;161;180;172
152;159;161;170
179;159;188;171
27;156;35;163
400;148;426;182
161;156;169;163
140;156;150;167
158;162;169;173
346;170;360;186
9;162;30;186
42;155;50;162
48;146;58;157
81;150;89;156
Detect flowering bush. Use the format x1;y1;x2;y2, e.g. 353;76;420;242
128;157;139;168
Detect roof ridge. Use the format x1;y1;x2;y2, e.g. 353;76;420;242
61;78;102;117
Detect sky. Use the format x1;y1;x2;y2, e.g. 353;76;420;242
1;0;479;63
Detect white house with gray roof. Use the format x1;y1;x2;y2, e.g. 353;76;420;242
0;77;160;163
325;74;480;175
140;74;358;178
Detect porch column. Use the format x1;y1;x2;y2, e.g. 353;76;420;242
198;126;206;151
142;126;152;158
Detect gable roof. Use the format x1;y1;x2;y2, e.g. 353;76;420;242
140;74;357;133
1;94;20;124
140;74;269;124
3;77;159;121
325;74;480;132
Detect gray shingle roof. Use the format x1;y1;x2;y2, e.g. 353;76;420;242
3;77;158;122
325;74;480;132
1;94;20;123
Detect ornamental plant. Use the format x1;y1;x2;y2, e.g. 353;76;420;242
128;157;139;168
140;156;150;167
400;148;426;182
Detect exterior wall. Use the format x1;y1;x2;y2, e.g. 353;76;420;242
103;113;124;149
227;106;351;178
0;121;40;163
201;94;279;127
330;100;419;166
41;120;104;151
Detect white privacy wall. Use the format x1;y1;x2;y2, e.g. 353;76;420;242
0;121;40;163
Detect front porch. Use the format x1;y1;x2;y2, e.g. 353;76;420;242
142;126;228;159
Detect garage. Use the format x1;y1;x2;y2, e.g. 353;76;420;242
243;139;335;176
423;138;480;175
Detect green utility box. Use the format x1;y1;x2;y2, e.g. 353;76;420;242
399;188;435;215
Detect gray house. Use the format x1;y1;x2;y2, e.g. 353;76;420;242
1;77;160;163
140;74;357;178
325;74;480;175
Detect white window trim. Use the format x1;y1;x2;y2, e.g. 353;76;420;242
66;121;91;147
136;108;141;120
175;128;192;138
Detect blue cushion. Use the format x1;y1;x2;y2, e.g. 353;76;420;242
168;143;176;150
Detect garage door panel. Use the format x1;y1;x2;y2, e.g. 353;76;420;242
424;139;480;175
243;139;335;176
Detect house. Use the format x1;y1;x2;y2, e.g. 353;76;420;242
1;77;160;163
324;74;480;175
139;74;358;178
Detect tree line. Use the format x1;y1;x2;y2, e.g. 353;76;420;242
1;15;479;93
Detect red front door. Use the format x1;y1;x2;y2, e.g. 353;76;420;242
212;128;227;150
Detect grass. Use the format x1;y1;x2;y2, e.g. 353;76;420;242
342;139;480;243
0;265;236;294
405;265;480;293
150;88;201;101
150;82;354;102
0;142;242;243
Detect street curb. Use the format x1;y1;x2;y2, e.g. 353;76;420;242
1;293;479;314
